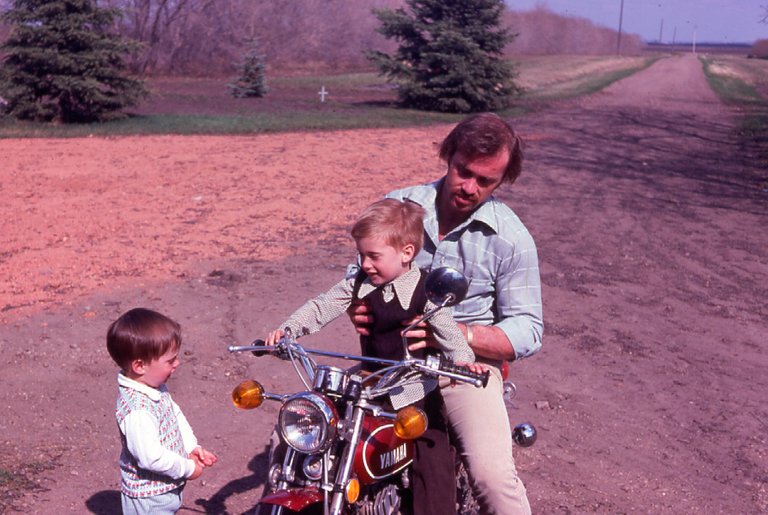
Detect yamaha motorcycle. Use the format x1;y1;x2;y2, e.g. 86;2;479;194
228;267;536;514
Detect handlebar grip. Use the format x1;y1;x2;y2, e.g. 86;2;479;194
250;339;270;357
439;359;490;388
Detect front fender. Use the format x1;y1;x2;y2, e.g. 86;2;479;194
259;487;323;511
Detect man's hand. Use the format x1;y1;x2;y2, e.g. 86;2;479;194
347;300;373;336
403;316;439;353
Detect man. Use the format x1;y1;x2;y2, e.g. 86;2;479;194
350;112;543;514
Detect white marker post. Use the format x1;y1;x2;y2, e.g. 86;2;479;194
318;86;329;103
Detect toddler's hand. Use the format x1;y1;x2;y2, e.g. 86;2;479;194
189;459;204;480
191;446;218;467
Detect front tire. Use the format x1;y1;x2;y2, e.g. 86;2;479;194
456;458;480;515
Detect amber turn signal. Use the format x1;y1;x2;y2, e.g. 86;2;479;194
232;380;265;409
393;406;427;440
345;478;360;503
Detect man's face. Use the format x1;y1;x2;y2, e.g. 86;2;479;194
440;148;508;218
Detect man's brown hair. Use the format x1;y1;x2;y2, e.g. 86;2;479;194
439;112;524;184
351;199;425;256
107;308;181;370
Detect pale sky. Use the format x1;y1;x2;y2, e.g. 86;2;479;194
506;1;767;44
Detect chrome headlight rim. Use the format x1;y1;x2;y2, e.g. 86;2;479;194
278;392;338;454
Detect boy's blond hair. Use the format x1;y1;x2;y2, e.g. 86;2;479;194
351;199;425;256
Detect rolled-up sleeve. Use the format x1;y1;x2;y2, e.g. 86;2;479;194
494;229;543;360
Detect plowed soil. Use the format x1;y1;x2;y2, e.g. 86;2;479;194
1;53;766;513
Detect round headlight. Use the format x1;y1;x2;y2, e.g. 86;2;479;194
279;392;338;453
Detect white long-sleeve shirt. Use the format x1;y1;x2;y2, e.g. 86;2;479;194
117;373;198;480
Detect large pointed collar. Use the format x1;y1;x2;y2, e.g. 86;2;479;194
357;263;421;310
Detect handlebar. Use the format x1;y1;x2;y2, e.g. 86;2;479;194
420;355;489;388
229;339;489;388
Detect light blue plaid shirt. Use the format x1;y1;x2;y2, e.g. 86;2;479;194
387;179;543;360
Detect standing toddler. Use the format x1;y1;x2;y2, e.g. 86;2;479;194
107;308;217;514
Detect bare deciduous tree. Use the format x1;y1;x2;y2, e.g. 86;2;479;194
504;6;644;56
1;0;649;75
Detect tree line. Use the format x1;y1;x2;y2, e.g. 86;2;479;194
1;0;645;77
0;0;645;123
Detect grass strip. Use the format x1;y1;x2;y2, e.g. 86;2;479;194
701;56;768;187
0;56;654;138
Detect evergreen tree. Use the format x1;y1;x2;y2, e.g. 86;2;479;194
368;0;521;113
228;37;268;98
0;0;147;123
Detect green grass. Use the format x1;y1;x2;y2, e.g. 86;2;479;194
700;57;764;104
518;56;660;101
0;462;54;512
0;107;471;138
0;56;656;138
700;55;768;175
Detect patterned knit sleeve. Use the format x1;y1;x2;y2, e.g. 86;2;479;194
173;399;199;454
121;410;196;479
279;276;355;338
425;300;475;364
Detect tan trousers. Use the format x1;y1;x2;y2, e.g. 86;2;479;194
440;366;532;515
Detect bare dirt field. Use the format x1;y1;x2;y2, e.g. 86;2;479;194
1;53;766;513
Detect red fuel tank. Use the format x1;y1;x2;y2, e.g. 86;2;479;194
353;414;415;485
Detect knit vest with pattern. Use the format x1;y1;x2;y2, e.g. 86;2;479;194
353;269;430;371
115;384;188;497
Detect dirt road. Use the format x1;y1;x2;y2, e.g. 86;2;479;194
1;53;766;513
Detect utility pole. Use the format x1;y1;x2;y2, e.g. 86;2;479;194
659;18;664;43
616;0;625;55
692;27;697;54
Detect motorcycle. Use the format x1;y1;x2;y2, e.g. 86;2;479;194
228;267;537;515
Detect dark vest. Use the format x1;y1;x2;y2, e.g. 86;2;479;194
353;269;428;371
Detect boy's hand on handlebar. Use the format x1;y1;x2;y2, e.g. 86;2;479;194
266;329;284;346
347;300;373;336
459;362;488;374
448;362;488;388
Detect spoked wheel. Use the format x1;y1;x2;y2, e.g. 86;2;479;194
455;458;480;515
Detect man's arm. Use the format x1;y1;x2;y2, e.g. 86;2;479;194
490;227;543;360
462;323;516;361
407;230;542;361
405;321;515;360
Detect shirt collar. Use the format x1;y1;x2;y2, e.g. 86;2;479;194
412;178;501;237
118;371;164;401
357;263;421;310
